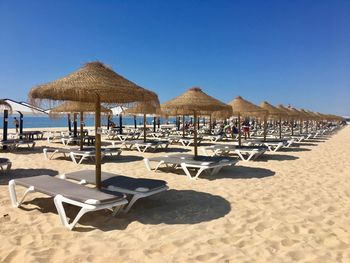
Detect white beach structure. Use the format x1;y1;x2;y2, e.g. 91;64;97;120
2;99;47;140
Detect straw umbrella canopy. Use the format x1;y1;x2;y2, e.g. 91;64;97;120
211;108;233;120
276;105;297;119
124;101;161;142
305;110;321;121
228;96;267;145
28;61;159;189
288;107;308;134
259;101;286;139
49;101;111;115
49;101;112;150
161;87;230;156
276;104;299;135
299;109;315;133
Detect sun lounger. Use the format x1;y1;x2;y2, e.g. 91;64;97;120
202;144;267;161
116;132;141;141
204;134;226;142
248;138;294;152
43;147;77;160
1;139;35;151
70;147;122;164
61;136;81;145
8;175;128;230
43;147;122;164
120;139;170;152
144;154;236;179
179;137;203;146
60;170;168;213
0;158;11;171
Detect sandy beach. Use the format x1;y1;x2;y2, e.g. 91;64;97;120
0;126;349;262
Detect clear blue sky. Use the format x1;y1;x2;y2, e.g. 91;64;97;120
1;0;349;115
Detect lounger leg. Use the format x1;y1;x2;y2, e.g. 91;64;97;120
70;153;78;164
54;195;89;230
143;158;152;171
43;148;49;160
246;152;256;161
193;167;206;179
8;180;35;207
235;151;246;161
154;160;165;172
120;195;140;213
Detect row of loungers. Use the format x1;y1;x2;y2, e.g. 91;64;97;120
144;154;237;180
202;145;268;161
112;139;170;153
43;147;122;164
9;169;168;230
0;139;35;151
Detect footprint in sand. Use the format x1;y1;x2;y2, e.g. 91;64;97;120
287;250;305;261
0;214;10;223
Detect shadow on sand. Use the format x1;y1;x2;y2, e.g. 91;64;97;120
281;147;311;152
19;189;231;232
256;154;299;162
157;165;275;181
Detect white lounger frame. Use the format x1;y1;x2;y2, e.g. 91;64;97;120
202;146;265;161
144;158;234;180
59;174;168;213
134;141;170;153
70;149;121;164
8;180;128;230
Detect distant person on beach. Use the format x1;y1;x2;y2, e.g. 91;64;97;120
13;117;19;133
242;120;250;139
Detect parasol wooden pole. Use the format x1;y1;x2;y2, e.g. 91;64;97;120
279;116;282;139
238;113;241;146
300;119;303;134
194;111;198;156
119;114;123;134
134;115;137;129
80;112;84;151
153;117;156;132
143;114;147;142
182;115;185;138
3;109;8;143
306;120;309;133
263;115;267;141
67;113;71;132
291;119;294;136
209;115;212;134
73;113;77;138
95;96;101;189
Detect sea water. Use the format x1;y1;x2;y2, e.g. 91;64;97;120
0;115;179;129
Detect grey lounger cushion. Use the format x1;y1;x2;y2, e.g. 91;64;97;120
14;175;125;204
64;170;167;193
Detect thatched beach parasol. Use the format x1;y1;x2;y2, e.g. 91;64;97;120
125;101;161;142
162;87;229;156
288;107;308;134
49;101;112;150
259;101;285;139
29;61;159;189
276;104;298;135
229;96;267;145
